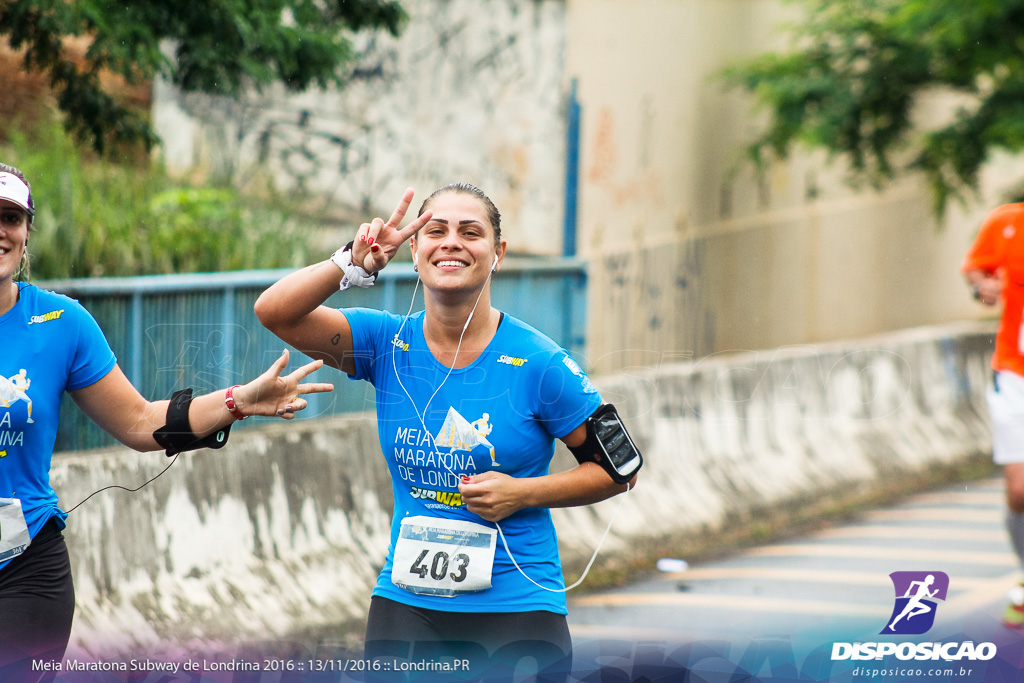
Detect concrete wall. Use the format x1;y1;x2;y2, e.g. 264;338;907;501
566;0;1020;374
52;322;997;657
153;0;570;254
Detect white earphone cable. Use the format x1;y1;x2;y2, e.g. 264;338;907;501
389;256;627;592
497;480;630;593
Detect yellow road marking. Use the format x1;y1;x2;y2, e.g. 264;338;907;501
572;592;890;617
910;492;1002;506
654;567;995;590
814;525;1005;542
746;544;1016;565
864;508;1002;523
569;624;695;640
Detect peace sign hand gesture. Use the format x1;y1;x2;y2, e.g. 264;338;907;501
351;188;434;274
234;349;335;419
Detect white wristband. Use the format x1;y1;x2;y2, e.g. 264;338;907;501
330;242;378;291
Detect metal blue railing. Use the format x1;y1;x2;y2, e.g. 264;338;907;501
40;259;588;452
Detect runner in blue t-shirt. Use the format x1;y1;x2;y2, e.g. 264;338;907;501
0;163;334;676
256;183;637;679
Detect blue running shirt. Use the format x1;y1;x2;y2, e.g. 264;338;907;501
345;308;602;614
0;283;117;573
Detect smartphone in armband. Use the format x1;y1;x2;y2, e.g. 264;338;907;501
569;403;643;484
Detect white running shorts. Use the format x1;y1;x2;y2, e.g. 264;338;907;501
988;370;1024;464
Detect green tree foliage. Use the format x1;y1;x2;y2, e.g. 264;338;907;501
723;0;1024;216
7;123;317;279
1;0;406;153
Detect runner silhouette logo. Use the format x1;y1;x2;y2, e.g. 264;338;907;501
881;571;949;635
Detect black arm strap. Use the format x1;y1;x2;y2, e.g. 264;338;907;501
568;403;643;484
153;389;232;457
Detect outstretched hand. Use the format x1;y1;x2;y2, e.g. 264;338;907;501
237;349;334;419
351;188;434;274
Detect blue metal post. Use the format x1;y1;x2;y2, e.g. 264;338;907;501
222;286;236;382
564;78;581;258
130;291;143;387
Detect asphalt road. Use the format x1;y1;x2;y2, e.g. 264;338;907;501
564;476;1023;682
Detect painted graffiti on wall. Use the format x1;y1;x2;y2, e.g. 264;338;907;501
590;237;716;375
156;0;570;254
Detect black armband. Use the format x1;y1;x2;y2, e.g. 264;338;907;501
153;389;232;457
568;403;643;484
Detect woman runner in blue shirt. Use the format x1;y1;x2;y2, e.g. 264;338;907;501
256;183;637;681
0;162;334;678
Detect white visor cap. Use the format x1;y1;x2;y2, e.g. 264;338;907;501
0;172;32;215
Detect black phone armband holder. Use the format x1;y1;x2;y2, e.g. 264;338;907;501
153;389;232;457
568;403;643;484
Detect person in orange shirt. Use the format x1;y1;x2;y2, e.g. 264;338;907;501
963;202;1024;627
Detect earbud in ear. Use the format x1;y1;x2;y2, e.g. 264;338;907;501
491;254;499;273
413;252;418;273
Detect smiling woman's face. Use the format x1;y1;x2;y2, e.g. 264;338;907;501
412;192;505;291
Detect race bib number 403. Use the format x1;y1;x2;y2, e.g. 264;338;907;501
391;516;497;597
0;498;31;563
